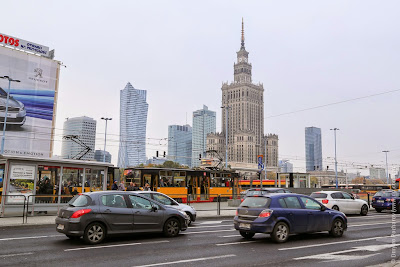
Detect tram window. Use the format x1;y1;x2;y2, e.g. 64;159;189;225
85;168;104;192
37;165;60;197
211;178;229;187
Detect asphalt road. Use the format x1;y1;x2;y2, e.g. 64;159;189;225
0;212;399;267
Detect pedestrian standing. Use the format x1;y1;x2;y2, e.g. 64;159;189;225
111;180;118;190
126;182;135;191
143;183;151;191
118;180;126;191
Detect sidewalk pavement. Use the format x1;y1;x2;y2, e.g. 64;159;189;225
0;202;237;228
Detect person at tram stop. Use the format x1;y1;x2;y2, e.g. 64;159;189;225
133;183;140;191
126;182;135;191
159;178;165;187
118;180;126;191
143;183;151;191
111;180;118;190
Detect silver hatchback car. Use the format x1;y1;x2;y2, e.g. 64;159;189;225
55;191;189;244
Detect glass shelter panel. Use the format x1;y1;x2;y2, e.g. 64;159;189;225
62;167;83;196
85;168;104;192
37;165;60;196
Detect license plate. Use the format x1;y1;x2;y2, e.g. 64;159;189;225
57;224;64;230
239;223;251;230
377;200;384;203
6;113;16;118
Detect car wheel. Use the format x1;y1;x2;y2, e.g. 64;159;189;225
83;222;106;245
240;231;255;239
164;218;180;237
66;235;80;240
332;205;339;211
375;208;382;213
329;218;344;237
360;205;368;216
271;222;289;243
185;212;193;226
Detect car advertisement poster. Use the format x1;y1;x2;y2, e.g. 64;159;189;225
0;46;59;157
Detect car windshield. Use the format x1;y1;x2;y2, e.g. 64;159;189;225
68;195;90;207
240;197;271;208
0;88;8;97
374;191;399;197
310;193;328;199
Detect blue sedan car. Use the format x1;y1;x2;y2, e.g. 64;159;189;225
234;193;347;243
371;190;400;213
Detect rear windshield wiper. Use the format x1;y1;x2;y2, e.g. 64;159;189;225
241;205;250;208
69;203;75;207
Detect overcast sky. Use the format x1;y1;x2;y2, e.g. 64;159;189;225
2;1;399;175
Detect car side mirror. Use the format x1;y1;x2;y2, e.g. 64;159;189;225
321;205;326;211
151;206;158;212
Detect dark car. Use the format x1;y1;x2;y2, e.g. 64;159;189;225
372;190;400;213
55;191;189;244
234;193;347;243
0;87;26;126
241;188;292;202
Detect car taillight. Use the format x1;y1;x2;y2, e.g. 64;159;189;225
241;199;244;202
322;199;329;204
372;198;375;201
236;210;238;216
70;209;92;218
386;199;394;202
258;209;273;218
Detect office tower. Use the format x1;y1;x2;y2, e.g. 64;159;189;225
305;127;323;171
94;150;112;163
191;105;216;167
118;82;148;168
61;116;96;160
168;124;192;167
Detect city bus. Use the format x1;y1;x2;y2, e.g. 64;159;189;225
121;167;240;202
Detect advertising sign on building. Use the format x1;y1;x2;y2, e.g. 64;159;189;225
0;46;59;157
0;32;50;57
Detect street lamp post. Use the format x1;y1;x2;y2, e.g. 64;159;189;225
221;106;230;169
330;128;339;188
101;117;112;162
382;150;390;184
0;76;20;154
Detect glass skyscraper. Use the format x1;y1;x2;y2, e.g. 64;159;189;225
191;105;216;167
305;127;323;172
118;82;148;168
168;124;192;167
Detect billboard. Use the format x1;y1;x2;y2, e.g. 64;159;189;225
0;46;59;157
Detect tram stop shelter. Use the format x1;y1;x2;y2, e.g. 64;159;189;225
0;155;114;217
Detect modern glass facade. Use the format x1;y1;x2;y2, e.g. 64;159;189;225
94;150;112;163
191;105;216;167
305;127;323;172
118;82;148;168
168;124;192;167
61;116;96;161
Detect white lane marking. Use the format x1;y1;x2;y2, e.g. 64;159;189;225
197;221;223;225
0;235;63;241
64;240;169;252
182;229;235;235
220;234;241;238
349;222;398;227
216;241;257;246
133;254;236;267
279;234;400;251
191;224;233;228
0;252;33;257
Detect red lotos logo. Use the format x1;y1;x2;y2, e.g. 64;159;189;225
0;34;20;47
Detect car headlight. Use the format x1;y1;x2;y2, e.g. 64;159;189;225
19;104;25;111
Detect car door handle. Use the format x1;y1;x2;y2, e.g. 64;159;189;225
104;209;112;213
134;211;141;214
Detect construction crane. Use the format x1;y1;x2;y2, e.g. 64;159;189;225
63;135;91;160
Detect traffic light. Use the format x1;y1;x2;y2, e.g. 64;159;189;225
156;151;159;157
199;154;201;159
163;151;166;157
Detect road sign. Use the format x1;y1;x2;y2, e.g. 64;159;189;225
258;155;264;170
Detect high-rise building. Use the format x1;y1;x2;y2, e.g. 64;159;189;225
191;105;216;167
279;160;293;173
61;116;96;160
168;124;192;167
265;134;279;170
305;127;323;172
118;82;148;168
94;150;112;163
369;167;386;180
207;19;265;169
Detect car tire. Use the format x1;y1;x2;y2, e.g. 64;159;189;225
375;208;382;213
185;212;193;226
66;235;80;240
271;222;289;243
240;231;255;239
360;205;368;216
329;218;345;237
332;205;339;211
164;218;180;237
83;222;106;245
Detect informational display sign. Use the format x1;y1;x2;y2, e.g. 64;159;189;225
7;164;36;204
0;46;59;157
10;165;35;180
0;32;50;57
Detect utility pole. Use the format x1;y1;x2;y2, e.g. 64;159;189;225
330;128;339;188
101;117;112;162
221;106;230;169
382;150;390;184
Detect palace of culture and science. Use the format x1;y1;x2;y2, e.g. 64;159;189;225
207;20;279;172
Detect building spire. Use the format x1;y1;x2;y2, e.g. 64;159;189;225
241;18;245;48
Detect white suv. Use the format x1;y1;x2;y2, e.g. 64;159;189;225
135;191;197;225
311;191;369;216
